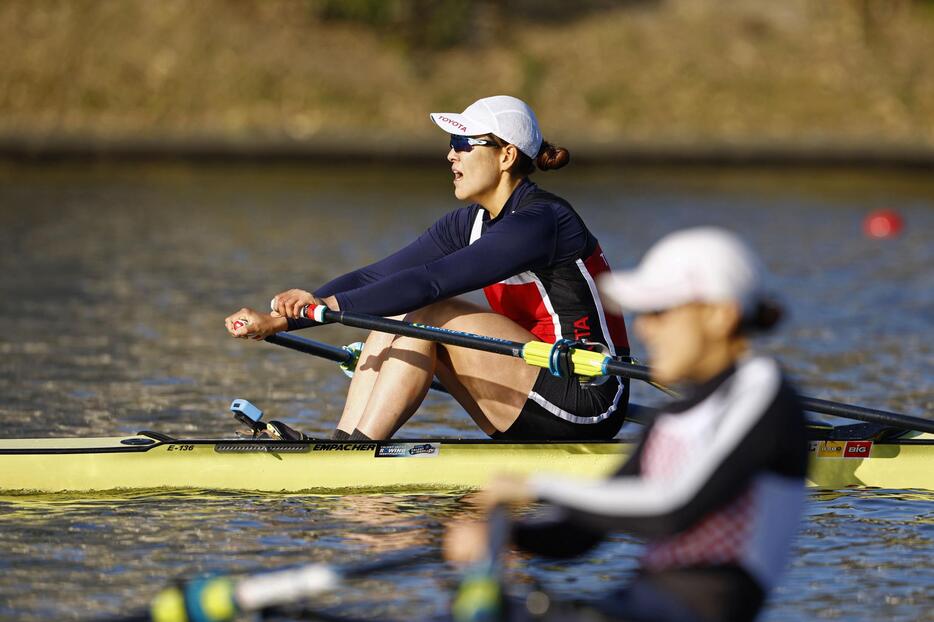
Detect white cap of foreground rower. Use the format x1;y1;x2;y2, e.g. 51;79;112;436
598;227;765;315
430;95;543;158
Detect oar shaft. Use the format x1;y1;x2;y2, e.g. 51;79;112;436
138;549;434;622
307;307;651;381
801;397;933;433
599;358;653;384
296;304;932;433
266;332;353;365
311;306;524;358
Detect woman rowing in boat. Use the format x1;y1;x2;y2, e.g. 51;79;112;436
224;95;629;441
445;227;809;622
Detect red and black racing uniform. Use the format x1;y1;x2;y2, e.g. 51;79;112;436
311;178;629;439
509;356;809;621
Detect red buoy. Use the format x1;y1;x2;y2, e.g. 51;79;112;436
863;209;904;239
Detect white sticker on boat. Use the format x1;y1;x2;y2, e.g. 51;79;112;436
376;443;440;458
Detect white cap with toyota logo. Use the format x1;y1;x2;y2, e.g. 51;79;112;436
430;95;543;158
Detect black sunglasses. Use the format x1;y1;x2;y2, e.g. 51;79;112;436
449;135;500;153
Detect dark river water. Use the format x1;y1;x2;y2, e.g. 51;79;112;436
0;162;931;621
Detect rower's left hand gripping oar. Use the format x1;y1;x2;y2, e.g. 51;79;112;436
267;296;363;378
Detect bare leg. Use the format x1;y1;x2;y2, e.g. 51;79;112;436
350;334;438;439
353;299;540;440
334;317;405;435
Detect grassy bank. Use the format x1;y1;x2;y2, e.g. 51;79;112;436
2;0;934;157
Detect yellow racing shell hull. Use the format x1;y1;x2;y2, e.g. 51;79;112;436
1;430;932;495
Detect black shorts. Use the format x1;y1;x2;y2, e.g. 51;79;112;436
491;369;628;441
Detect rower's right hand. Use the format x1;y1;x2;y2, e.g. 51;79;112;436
443;521;489;565
271;289;318;318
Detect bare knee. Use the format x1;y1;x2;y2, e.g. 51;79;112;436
364;329;396;350
358;329;400;372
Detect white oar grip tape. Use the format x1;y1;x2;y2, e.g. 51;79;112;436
235;564;340;611
300;304;327;323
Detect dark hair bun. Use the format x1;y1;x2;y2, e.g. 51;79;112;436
743;298;784;333
536;141;570;171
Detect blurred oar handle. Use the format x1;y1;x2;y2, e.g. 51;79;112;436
237;547;435;613
90;548;435;622
452;505;511;622
485;505;510;570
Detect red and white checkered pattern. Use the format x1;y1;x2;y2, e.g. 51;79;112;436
640;422;690;480
643;488;754;570
640;422;756;570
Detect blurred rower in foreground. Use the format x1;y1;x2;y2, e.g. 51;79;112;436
445;227;809;622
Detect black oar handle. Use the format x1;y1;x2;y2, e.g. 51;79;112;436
485;506;511;567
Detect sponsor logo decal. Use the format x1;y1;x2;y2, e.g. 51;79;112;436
408;443;436;455
437;115;467;132
411;323;516;346
810;440;873;458
843;440;872;458
573;316;591;339
376;442;440;458
312;443;378;452
814;441;846;458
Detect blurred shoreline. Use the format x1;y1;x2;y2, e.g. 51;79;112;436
3;133;934;169
3;0;934;168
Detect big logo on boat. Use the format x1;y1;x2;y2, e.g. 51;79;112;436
376;442;440;458
843;440;872;458
809;440;873;458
